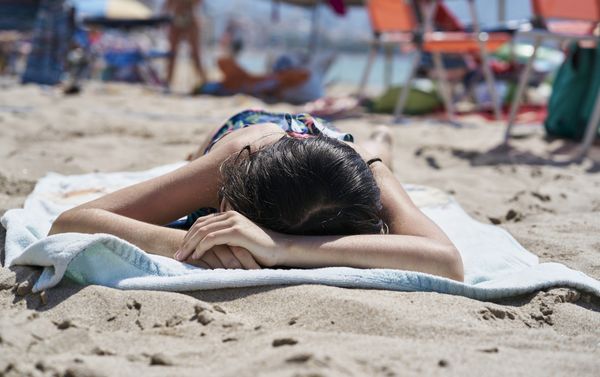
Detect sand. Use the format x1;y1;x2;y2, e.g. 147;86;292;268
1;81;599;377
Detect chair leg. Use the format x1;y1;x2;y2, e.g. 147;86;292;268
577;88;600;160
504;36;542;143
432;52;456;123
467;0;501;120
357;41;379;98
479;40;502;121
384;44;394;89
393;49;421;123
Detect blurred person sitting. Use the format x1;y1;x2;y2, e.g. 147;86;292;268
275;52;335;105
199;52;332;104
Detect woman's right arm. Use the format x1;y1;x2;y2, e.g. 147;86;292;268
48;142;228;257
48;124;286;258
49;208;187;258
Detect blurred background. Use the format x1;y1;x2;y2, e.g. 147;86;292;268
0;0;541;91
1;0;597;148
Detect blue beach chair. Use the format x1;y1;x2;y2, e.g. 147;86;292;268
0;0;40;75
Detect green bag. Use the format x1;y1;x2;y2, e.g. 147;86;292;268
545;43;600;140
370;85;442;115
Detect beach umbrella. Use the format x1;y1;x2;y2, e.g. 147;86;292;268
70;0;152;20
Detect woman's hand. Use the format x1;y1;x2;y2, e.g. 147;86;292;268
182;244;262;270
174;211;282;268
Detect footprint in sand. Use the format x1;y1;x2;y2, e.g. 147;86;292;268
54;319;77;330
505;209;523;222
193;303;215;325
530;191;551;202
126;299;142;312
0;174;35;196
477;306;518;321
165;315;185;327
527;289;582;327
272;338;298;347
149;353;175;366
285;353;312;363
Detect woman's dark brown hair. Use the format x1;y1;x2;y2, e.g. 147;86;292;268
219;136;384;235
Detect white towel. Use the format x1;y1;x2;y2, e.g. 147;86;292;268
2;163;599;300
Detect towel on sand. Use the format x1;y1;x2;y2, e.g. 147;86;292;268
2;163;599;300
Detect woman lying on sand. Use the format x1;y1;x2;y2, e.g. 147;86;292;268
49;110;464;281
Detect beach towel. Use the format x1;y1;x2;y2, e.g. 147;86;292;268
2;163;599;300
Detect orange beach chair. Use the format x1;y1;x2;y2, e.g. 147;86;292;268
504;0;600;160
358;0;511;122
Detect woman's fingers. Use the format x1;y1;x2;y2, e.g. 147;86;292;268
191;228;236;260
187;246;257;270
182;212;228;243
200;249;225;269
211;245;243;269
176;219;232;261
175;211;270;268
231;246;261;269
185;258;211;269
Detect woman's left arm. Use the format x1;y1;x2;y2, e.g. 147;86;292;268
282;233;462;280
177;209;463;281
318;160;464;281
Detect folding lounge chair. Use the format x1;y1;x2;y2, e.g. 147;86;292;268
80;17;171;88
358;0;511;123
504;0;600;160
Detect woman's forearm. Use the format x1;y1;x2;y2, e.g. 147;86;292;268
280;234;464;281
49;208;186;258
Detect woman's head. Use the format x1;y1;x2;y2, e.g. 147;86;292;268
219;136;384;235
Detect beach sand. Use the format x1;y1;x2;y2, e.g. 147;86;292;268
1;82;599;377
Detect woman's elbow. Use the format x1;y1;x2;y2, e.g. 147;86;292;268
48;209;83;235
442;245;464;282
48;211;69;235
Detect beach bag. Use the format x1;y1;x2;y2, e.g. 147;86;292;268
370;85;442;115
545;43;600;140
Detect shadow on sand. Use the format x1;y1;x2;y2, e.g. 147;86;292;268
447;137;600;173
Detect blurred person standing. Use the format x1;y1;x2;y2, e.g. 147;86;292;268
163;0;206;91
